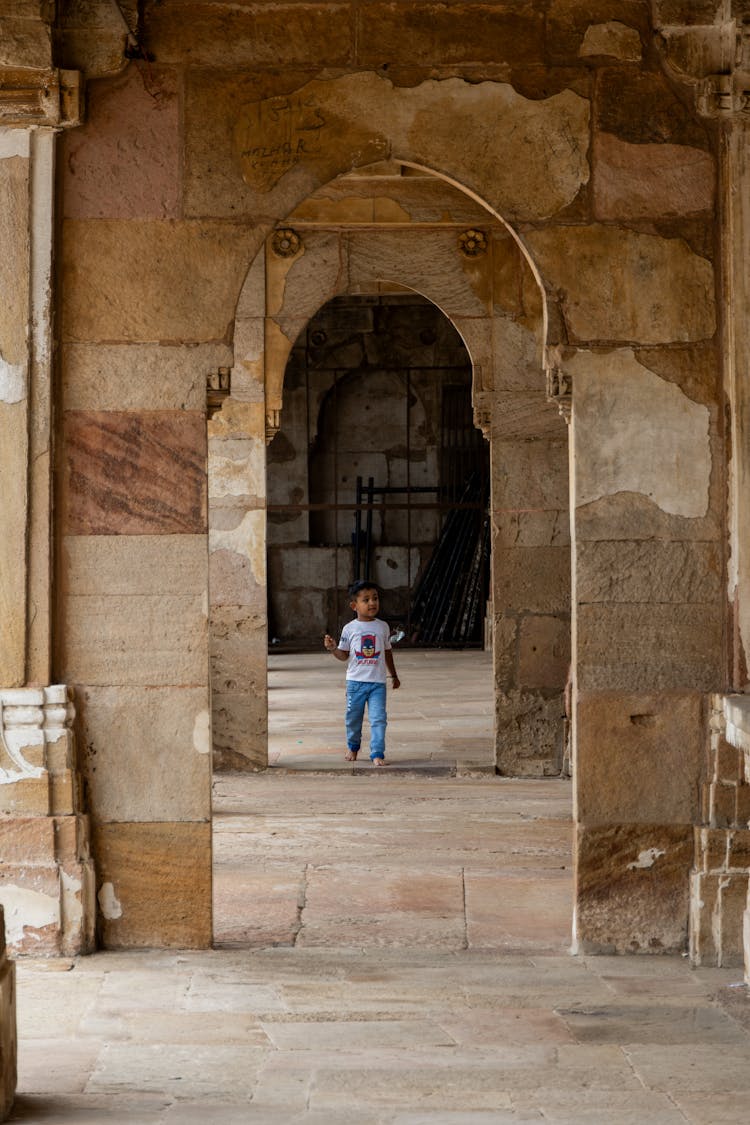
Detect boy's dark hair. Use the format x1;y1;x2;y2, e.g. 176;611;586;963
348;579;380;599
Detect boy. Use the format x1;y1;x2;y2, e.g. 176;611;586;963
323;580;400;766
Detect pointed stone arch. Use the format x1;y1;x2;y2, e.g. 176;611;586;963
209;163;570;778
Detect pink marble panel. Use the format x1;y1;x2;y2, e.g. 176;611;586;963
64;410;207;535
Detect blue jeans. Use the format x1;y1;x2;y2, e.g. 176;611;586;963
345;681;387;760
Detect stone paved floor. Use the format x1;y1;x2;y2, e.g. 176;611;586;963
268;650;495;772
8;653;750;1122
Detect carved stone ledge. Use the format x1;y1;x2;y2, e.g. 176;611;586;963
0;685;95;957
0;67;81;127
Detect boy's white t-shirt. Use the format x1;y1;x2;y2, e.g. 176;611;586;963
338;618;391;683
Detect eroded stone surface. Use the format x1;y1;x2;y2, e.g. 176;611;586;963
525;227;715;344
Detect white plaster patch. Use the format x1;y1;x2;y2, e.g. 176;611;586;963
0;354;27;404
98;882;123;920
210;508;265;584
210;453;263;499
579;21;642;61
193;709;210;754
0;885;59;945
60;869;83;932
0;130;30;159
571;349;710;518
627;848;666;870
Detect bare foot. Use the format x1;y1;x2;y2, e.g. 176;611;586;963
371;757;388;766
345;750;358;761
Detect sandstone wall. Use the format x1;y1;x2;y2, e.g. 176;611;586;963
49;0;727;946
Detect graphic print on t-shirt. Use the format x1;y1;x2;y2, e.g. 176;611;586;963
355;634;380;664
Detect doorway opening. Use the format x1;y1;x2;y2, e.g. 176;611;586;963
266;293;490;654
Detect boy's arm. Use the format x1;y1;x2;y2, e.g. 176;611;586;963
324;634;349;661
385;649;400;689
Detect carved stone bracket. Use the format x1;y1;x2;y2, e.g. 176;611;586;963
472;391;493;439
206;366;231;418
0;68;81;127
655;20;750;119
0;685;74;786
545;364;572;422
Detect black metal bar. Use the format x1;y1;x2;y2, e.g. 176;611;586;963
353;475;362;580
364;476;374;582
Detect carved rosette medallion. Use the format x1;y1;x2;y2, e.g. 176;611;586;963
271;228;301;258
459;229;488;257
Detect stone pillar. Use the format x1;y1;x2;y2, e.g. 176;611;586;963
209;251;269;771
0;909;16;1121
0;83;95;955
569;345;720;953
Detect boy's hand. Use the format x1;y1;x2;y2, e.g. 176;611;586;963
323;634;337;651
391;676;400;690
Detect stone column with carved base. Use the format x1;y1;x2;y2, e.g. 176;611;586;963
0;65;93;954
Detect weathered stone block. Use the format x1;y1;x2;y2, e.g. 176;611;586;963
576;691;703;826
0;818;55;865
92;821;212;949
736;784;750;830
491;438;569;511
593;133;714;221
570;348;712;520
576;604;722;692
695;826;729;873
77;685;211;823
146;0;352;67
356;2;545;67
596;68;710;149
493;547;571;616
61;64;180;220
576;540;721;606
212;695;267;771
63;410;207;535
727;828;750;871
61;534;208;597
716;739;743;783
576;823;693;954
710;781;737;830
495;689;564;777
525;226;715;344
61;592;208;687
61;220;262;342
0;776;50;817
0;864;62;954
518;614;570;691
61;342;232;412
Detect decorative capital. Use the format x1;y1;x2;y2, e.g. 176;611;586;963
207;366;231;418
459;229;487;258
266;408;281;444
472;391;493;438
271;228;301;258
546;363;572;423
